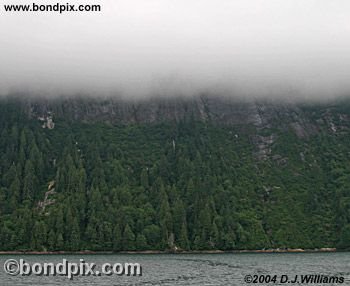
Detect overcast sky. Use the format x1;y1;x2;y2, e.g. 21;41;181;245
1;0;350;99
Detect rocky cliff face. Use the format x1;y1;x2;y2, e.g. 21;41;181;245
4;94;350;161
19;94;349;133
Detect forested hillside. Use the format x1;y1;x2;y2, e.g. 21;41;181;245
1;96;350;251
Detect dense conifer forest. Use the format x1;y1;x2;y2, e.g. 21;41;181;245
0;97;350;251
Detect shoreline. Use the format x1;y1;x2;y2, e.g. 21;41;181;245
0;248;338;255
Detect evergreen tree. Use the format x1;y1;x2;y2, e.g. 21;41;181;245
122;224;135;250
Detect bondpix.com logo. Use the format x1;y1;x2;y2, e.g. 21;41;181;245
3;258;142;280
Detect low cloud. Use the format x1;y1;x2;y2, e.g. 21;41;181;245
1;0;350;100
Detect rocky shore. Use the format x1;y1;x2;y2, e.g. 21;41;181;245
0;248;337;255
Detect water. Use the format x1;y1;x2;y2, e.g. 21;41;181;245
1;253;349;285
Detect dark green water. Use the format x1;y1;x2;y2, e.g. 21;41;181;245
1;253;349;285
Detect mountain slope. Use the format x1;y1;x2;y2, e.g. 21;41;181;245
0;95;350;251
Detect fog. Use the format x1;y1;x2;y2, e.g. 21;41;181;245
1;0;350;100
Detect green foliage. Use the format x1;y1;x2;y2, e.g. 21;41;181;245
0;99;350;251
